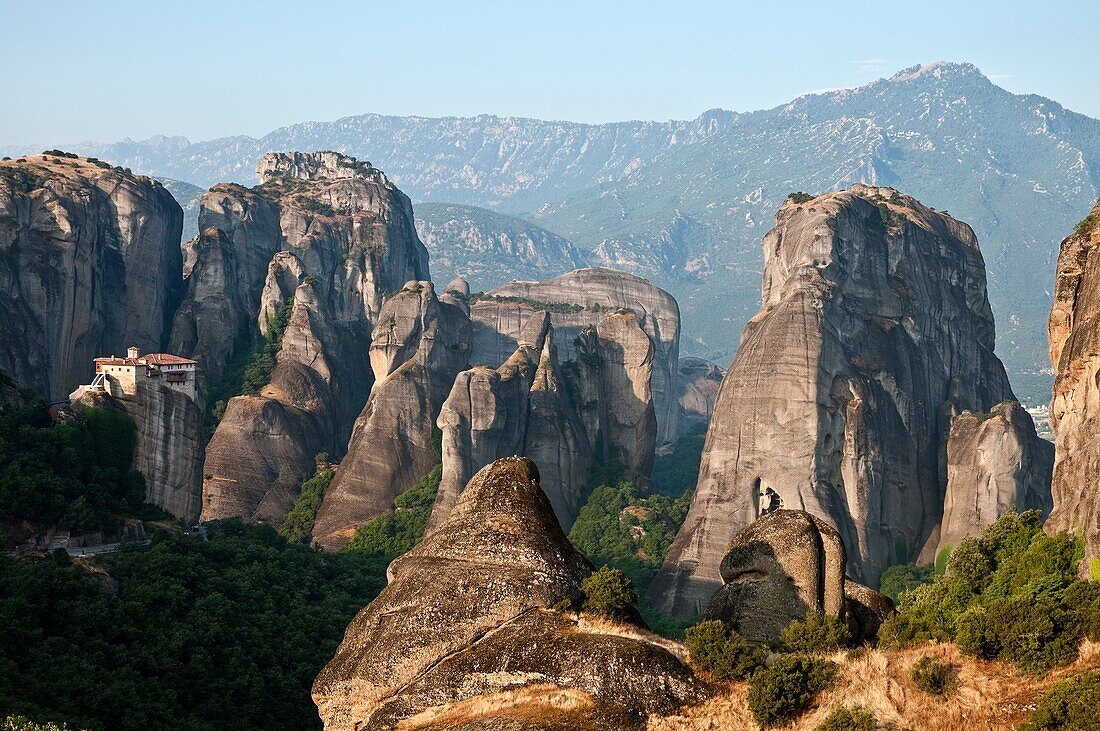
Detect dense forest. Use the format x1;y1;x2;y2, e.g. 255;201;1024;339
0;399;707;729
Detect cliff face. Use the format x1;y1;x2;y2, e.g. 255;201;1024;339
651;186;1017;617
937;402;1053;556
171;151;429;389
428;313;594;532
196;152;430;524
675;357;724;438
1046;200;1100;568
468;268;680;446
72;385;203;522
0;154;183;400
311;280;471;549
312;457;708;731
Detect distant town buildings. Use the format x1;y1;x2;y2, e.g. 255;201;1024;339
70;346;198;401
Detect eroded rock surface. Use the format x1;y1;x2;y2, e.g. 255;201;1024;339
171;150;428;390
469;268;680;446
674;357;724;438
937;401;1053;556
0;154;183;400
1046;199;1100;567
652;186;1017;616
312;457;708;731
312;280;470;548
73;385;203;522
703;510;892;644
194;152;429;523
428;314;594;531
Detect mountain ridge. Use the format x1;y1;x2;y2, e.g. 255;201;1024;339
25;61;1099;403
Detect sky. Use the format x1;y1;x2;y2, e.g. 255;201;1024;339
2;0;1099;146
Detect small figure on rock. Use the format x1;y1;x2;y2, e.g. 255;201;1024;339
760;486;782;516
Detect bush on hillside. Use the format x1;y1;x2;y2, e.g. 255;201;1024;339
1020;671;1100;731
879;510;1093;673
879;562;935;602
0;401;146;536
0;521;385;731
909;656;958;696
779;612;851;654
4;719;74;731
580;566;637;620
683;619;768;680
747;654;837;727
279;456;334;543
814;705;877;731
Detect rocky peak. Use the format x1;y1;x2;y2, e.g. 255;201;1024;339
312;457;707;730
0;153;183;400
256;150;388;186
311;279;471;549
651;186;1017;617
939;401;1053;557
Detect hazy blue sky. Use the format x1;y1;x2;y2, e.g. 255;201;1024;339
3;0;1099;145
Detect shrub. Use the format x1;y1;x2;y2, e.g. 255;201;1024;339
747;654;837;727
580;566;637;619
780;612;851;654
1020;671;1100;731
881;510;1091;673
788;191;814;204
815;705;876;731
279;458;335;543
683;620;768;680
4;719;73;731
1066;580;1100;641
879;563;934;602
909;656;957;696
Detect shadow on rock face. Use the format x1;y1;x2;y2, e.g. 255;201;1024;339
312;456;710;731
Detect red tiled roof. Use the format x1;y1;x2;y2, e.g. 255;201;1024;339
142;353;197;365
94;353;197;366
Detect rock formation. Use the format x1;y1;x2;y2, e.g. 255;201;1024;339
674;357;724;438
0;154;183;401
73;386;203;522
428;314;593;532
468;268;680;446
704;510;893;645
937;401;1053;557
312;457;708;731
311;280;470;549
652;186;1021;617
171;150;428;389
1046;200;1100;568
193;152;429;524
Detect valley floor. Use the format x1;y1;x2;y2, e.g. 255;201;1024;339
650;641;1100;731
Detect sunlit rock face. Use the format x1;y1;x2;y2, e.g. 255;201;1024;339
312;457;709;731
191;152;429;524
1046;199;1100;571
937;401;1053;557
0;155;183;401
311;280;470;549
651;186;1018;617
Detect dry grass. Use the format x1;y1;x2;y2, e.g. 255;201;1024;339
396;684;595;730
648;641;1100;731
572;614;689;661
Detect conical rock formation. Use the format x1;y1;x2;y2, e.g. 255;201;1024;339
312;457;708;731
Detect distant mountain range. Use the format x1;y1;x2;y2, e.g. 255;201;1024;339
17;61;1099;404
